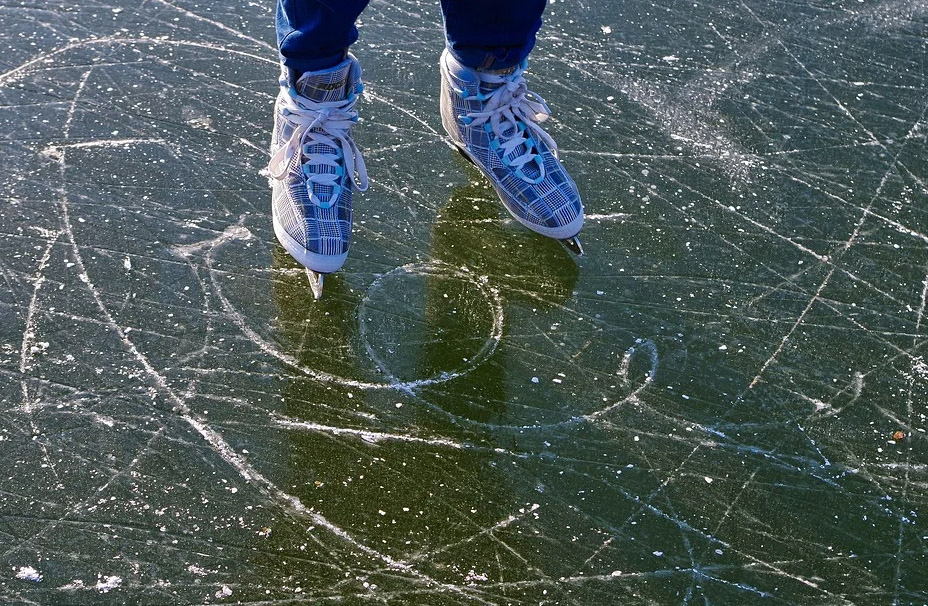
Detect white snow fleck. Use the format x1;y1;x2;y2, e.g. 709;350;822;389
59;580;85;590
95;575;122;593
215;585;232;598
15;566;42;582
465;569;489;582
187;564;207;577
531;376;539;383
653;551;664;556
704;477;714;484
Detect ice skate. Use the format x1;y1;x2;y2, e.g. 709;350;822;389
439;49;583;253
268;54;367;298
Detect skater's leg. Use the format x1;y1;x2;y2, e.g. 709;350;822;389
439;0;547;70
276;0;370;80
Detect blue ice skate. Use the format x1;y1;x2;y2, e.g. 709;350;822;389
439;50;584;253
268;54;368;298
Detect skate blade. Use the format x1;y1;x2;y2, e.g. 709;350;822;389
561;236;585;256
453;143;477;167
305;268;324;300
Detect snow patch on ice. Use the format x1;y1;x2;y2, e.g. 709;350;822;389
95;575;122;593
15;566;42;582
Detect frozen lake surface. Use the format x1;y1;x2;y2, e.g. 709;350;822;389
1;0;927;603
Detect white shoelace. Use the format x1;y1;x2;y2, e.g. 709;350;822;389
462;68;558;181
268;91;368;208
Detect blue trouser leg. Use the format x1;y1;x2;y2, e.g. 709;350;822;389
275;0;547;75
276;0;370;77
439;0;547;70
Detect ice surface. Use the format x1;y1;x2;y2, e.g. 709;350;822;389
1;0;927;604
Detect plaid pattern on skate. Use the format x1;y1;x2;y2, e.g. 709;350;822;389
440;52;583;237
269;59;360;259
272;152;352;256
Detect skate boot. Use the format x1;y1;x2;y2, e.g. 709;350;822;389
268;54;368;298
439;49;583;253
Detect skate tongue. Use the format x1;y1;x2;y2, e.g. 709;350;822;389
476;66;517;95
484;66;517;76
292;60;356;202
295;61;352;103
479;65;516;81
475;68;542;181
